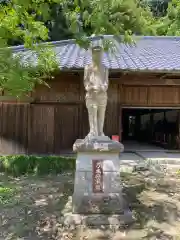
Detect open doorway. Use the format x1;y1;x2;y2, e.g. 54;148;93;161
121;108;180;150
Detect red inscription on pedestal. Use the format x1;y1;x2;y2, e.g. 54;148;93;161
92;160;104;193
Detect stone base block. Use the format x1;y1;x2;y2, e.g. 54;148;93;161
83;212;133;227
63;212;134;228
73;137;124;153
72;137;128;219
73;193;125;214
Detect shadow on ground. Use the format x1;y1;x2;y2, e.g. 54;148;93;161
0;173;75;239
0;171;180;239
121;171;180;239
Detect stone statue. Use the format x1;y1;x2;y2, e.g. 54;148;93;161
72;46;127;223
84;46;109;140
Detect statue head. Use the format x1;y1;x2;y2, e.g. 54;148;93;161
92;46;103;66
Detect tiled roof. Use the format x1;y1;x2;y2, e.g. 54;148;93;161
11;35;180;72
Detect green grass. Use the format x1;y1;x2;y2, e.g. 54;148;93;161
0;186;17;204
0;155;76;176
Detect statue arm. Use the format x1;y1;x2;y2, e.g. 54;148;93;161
84;66;92;92
103;68;109;91
105;68;109;85
84;66;88;88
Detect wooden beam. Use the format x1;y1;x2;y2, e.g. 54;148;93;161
122;105;180;109
61;68;180;74
110;77;180;85
160;74;168;79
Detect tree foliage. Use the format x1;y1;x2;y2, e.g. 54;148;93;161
142;0;170;17
47;3;73;41
63;0;156;46
155;0;180;35
0;0;60;96
0;0;157;96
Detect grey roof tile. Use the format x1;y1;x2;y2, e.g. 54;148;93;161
11;35;180;71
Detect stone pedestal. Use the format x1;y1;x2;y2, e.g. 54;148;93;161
72;137;132;223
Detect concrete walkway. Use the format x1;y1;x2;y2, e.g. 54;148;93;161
137;151;180;163
123;140;165;152
136;151;180;173
119;151;180;173
121;141;180;173
119;152;144;172
120;142;180;172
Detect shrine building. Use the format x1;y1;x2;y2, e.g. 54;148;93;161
1;35;180;154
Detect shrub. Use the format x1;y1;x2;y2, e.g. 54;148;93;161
0;155;76;176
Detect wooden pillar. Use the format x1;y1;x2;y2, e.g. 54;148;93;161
118;83;123;142
119;105;122;142
176;110;180;149
79;73;85;139
163;111;166;143
150;112;154;142
135;113;141;141
177;111;180;136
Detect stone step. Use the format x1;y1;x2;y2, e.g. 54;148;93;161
72;193;126;214
160;163;180;173
136;151;180;165
120;163;138;173
62;211;133;227
119;153;144;173
119;152;180;174
120;159;180;174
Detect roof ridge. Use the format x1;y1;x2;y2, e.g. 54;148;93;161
137;36;180;40
10;34;180;71
9;35;180;52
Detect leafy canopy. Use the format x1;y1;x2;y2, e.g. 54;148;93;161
155;0;180;35
64;0;155;47
0;0;156;96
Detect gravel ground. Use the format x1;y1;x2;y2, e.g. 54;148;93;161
0;170;180;240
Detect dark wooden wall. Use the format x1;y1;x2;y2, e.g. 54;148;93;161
121;85;180;107
0;71;180;154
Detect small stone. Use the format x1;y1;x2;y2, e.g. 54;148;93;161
113;231;126;240
63;214;83;226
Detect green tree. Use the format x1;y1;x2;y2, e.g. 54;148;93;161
0;0;155;97
63;0;156;45
47;3;73;41
154;0;180;35
142;0;170;17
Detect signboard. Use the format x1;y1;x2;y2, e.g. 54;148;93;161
94;142;109;150
92;160;104;193
112;135;120;142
